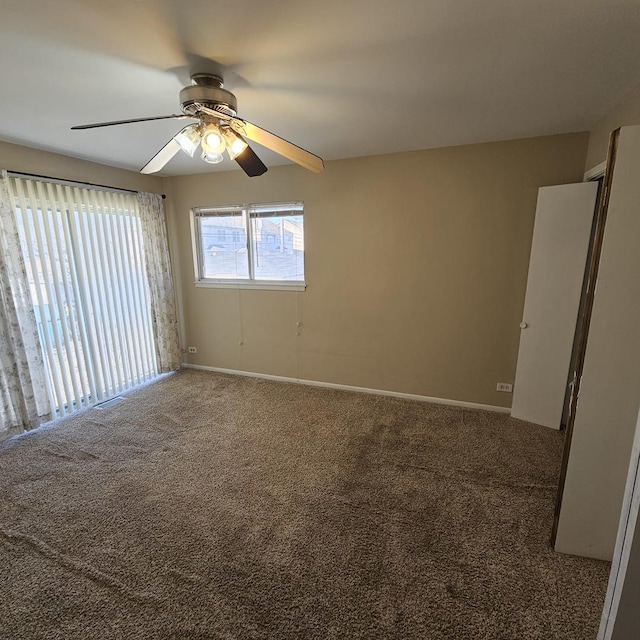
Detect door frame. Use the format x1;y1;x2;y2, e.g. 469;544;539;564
597;407;640;639
551;129;620;545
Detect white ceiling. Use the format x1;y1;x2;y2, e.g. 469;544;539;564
1;0;640;176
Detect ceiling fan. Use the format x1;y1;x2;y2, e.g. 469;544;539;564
71;73;324;177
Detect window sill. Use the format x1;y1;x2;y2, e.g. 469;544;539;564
194;280;306;292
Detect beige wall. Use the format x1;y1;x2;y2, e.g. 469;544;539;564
0;140;163;194
165;133;588;408
586;81;640;171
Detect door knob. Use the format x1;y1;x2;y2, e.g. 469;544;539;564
520;322;528;329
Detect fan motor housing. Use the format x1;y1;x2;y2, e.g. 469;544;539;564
180;81;237;117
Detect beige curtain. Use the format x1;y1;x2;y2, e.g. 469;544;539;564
137;192;181;373
0;170;52;441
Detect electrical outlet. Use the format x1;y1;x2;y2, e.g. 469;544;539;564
188;346;197;354
496;383;513;393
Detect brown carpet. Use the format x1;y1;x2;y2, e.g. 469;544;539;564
0;369;609;639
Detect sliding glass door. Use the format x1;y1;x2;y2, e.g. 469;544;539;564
9;177;158;416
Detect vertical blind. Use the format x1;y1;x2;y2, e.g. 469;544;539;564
8;177;158;416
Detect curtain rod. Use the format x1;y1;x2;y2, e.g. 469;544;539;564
6;170;166;199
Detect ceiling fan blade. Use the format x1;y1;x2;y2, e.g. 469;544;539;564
71;114;192;130
197;104;324;173
234;142;268;177
232;120;324;173
140;138;181;174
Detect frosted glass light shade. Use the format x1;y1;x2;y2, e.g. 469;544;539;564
221;128;248;160
174;125;201;157
201;124;225;154
201;150;224;164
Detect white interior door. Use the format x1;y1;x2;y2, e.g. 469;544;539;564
511;182;598;429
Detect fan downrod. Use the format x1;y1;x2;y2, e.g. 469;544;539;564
191;73;224;88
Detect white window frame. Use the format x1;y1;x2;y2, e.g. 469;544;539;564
190;201;306;291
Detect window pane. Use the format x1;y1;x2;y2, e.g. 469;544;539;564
200;214;249;279
251;214;305;281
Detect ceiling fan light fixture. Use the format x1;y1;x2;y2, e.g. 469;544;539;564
201;149;224;164
173;124;201;157
73;73;323;175
221;128;248;160
201;123;225;154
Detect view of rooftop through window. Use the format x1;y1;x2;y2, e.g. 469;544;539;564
193;203;305;286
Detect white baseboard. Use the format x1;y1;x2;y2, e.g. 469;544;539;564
182;363;511;414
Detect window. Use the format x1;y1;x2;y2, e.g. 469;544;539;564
191;202;305;290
